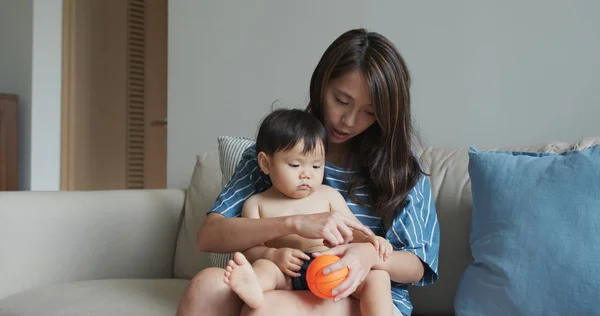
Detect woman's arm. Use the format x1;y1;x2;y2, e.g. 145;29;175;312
315;242;423;289
315;174;440;300
381;173;440;285
371;248;424;284
335;173;439;285
197;147;373;253
197;210;373;253
196;147;289;252
197;195;295;254
196;213;295;253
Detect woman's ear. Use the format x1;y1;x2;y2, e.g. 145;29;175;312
257;152;270;175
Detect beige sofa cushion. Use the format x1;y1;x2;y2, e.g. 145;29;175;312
173;137;256;277
173;152;222;279
0;279;188;316
0;189;184;300
217;136;255;186
207;136;257;268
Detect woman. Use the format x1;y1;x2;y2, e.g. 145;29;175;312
176;28;439;316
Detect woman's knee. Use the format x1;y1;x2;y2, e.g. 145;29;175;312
178;267;242;316
188;267;229;295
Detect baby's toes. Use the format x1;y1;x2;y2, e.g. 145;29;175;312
233;252;250;266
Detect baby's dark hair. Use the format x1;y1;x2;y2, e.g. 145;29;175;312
256;108;327;156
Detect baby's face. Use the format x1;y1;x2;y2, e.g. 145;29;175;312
268;141;326;199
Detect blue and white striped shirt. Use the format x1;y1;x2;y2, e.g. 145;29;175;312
207;145;440;315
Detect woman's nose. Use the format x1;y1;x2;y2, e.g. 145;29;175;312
341;108;357;127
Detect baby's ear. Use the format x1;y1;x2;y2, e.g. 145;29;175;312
257;152;270;175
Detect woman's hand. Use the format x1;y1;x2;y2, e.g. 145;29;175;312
313;242;380;302
271;247;311;278
291;212;373;247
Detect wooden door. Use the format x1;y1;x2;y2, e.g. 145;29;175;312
133;0;168;189
0;94;19;191
61;0;167;190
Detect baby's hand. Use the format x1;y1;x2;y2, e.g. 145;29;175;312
365;236;393;261
272;248;311;278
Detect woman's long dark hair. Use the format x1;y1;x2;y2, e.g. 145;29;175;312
307;28;424;231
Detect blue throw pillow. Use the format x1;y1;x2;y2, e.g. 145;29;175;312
455;145;600;315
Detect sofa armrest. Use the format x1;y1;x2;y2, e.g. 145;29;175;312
0;189;185;300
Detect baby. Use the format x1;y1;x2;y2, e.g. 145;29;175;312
223;108;394;316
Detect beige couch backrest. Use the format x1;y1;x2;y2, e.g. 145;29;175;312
174;137;600;314
409;136;600;314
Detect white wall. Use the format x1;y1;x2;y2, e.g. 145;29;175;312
0;0;33;190
168;0;600;189
29;0;63;190
0;0;62;190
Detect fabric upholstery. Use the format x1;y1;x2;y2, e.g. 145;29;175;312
0;279;189;316
409;137;600;314
209;136;256;268
454;144;600;315
0;189;185;300
217;136;255;187
173;152;223;279
2;136;598;316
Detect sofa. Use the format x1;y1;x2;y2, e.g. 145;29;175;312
1;136;598;316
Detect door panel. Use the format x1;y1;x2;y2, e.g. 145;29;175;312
140;0;168;189
62;0;167;190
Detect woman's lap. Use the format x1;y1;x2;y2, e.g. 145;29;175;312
241;290;406;316
182;268;405;316
241;290;361;316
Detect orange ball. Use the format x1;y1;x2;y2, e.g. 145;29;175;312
306;254;349;299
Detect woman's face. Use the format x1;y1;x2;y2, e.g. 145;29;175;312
322;70;377;146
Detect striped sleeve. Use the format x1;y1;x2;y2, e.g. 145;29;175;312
386;173;440;286
206;146;271;218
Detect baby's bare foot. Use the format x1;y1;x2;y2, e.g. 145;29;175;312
223;252;264;309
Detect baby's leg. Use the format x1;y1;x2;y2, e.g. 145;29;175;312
224;252;289;309
351;270;393;316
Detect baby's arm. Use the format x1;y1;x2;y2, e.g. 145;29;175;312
240;196;310;277
241;195;260;219
240;197;274;263
239;196;273;262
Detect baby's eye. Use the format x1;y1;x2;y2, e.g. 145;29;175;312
288;164;299;168
313;165;322;169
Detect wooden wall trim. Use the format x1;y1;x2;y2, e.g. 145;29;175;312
0;94;19;191
60;0;74;190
